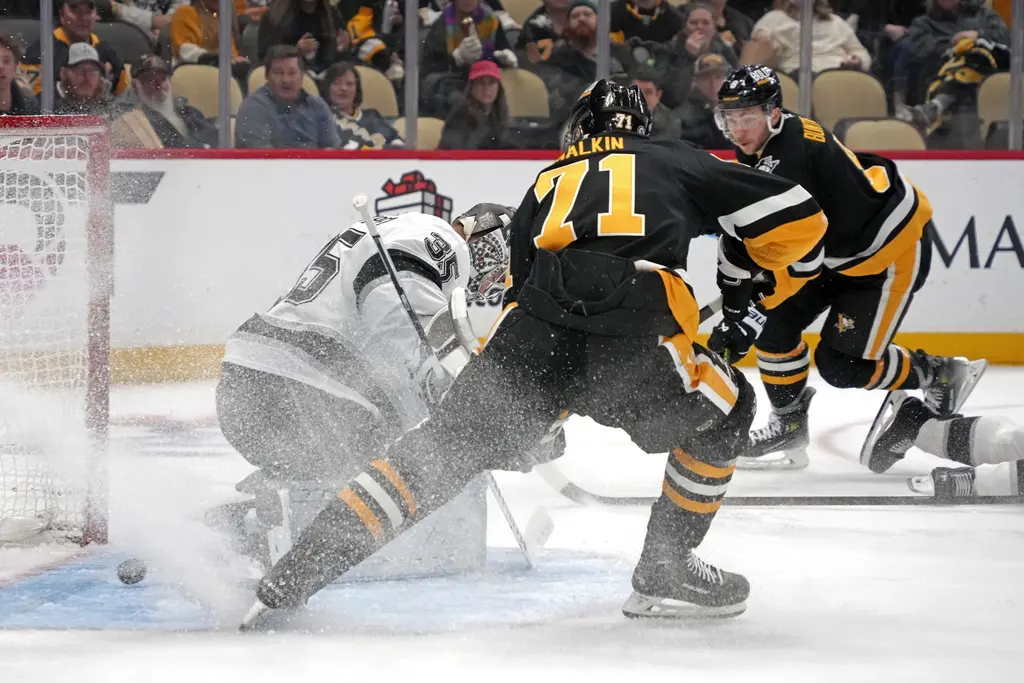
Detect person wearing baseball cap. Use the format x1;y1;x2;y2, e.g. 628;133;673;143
54;41;119;115
23;0;129;100
678;52;732;150
113;53;218;148
439;59;512;150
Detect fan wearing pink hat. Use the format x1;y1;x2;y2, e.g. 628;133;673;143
439;59;512;150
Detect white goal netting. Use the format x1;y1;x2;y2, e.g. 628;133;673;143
0;120;111;545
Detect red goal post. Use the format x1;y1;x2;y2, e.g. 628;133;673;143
0;115;112;545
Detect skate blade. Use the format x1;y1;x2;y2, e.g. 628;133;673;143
951;360;988;414
238;601;302;633
859;390;910;470
906;474;935;496
736;448;808;471
621;591;746;620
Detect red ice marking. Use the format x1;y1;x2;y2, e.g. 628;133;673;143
0;546;94;589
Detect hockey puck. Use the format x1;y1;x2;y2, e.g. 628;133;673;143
117;558;147;585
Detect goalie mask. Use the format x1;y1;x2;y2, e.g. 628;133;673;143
454;203;514;303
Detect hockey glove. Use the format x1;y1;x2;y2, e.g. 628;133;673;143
707;301;767;364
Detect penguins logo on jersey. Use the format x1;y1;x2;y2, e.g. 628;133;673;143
756;155;780;174
836;313;856;334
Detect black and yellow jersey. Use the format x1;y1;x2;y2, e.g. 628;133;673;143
23;28;129;98
503;134;828;338
735;113;932;279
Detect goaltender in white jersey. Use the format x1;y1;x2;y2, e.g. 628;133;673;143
213;206;514;564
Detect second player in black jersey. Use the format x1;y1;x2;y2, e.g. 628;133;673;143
714;65;987;470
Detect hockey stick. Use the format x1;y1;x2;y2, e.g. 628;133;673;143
533;295;724;507
352;194;554;567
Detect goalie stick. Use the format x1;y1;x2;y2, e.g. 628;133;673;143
352;194;554;567
533;296;725;507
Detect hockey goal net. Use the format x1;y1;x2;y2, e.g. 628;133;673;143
0;116;112;546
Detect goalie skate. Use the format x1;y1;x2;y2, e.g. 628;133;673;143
859;391;936;474
907;466;976;501
737;387;815;471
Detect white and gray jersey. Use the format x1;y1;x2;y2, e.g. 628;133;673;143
223;213;470;428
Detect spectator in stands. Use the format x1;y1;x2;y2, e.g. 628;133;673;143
905;0;1008;78
54;42;125;117
439;59;511;150
844;1;925;111
627;2;736;111
541;0;632;122
334;1;405;81
420;0;521;33
632;67;681;140
679;3;739;65
610;0;684;44
113;53;218;147
677;51;731;150
517;0;569;64
321;61;404;148
23;0;130;98
111;1;185;42
904;0;1009;145
0;35;39;116
236;44;339;148
746;0;871;75
421;0;518;77
708;0;753;53
171;0;251;85
258;0;341;76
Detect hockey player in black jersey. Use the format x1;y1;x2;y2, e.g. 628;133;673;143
240;79;830;628
713;65;987;470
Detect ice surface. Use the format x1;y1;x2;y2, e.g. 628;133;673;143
0;369;1022;683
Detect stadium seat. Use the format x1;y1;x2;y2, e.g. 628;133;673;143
94;21;154;75
841;119;926;151
978;72;1019;134
170;64;243;118
811;69;887;132
247;65;320;97
0;19;39;56
777;71;799;111
501;68;550;118
502;0;541;26
354;65;399;118
394;116;446;150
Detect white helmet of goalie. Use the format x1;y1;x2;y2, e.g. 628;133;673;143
453;203;514;303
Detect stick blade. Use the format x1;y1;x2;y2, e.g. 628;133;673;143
523;507;554;567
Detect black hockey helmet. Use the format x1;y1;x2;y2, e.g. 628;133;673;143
561;79;652;151
716;64;784;112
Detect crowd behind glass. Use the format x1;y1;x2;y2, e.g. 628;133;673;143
0;0;1017;151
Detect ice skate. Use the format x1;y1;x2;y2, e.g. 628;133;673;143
623;548;749;620
916;352;987;417
738;387;815;470
907;466;976;502
238;576;306;632
860;391;937;474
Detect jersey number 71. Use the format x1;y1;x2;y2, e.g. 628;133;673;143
532;153;646;250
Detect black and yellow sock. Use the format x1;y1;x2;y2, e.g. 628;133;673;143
756;341;810;409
